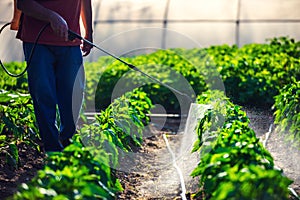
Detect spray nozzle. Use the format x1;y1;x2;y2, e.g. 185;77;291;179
68;30;82;41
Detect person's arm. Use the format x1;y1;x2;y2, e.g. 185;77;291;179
16;0;69;41
80;0;93;56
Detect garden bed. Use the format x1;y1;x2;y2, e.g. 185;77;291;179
117;108;300;199
1;107;300;199
118;106;300;199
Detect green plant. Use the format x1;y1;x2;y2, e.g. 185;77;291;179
94;89;152;151
0;62;29;93
211;165;293;200
1;37;299;199
191;90;292;199
93;49;207;112
0;90;40;168
3;37;299;109
13;135;122;200
273;79;300;145
181;37;300;107
12;89;153;199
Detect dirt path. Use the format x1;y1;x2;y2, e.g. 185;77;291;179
117;121;200;200
244;107;300;197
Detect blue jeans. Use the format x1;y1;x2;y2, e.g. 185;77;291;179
23;43;85;152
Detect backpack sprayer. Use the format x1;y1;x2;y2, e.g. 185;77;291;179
0;0;191;100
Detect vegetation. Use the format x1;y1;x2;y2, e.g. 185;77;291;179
0;36;299;199
85;49;207;112
0;90;39;169
191;90;292;199
12;89;152;199
273;79;300;146
177;37;300;107
0;62;28;93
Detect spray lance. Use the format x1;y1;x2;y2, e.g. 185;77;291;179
67;30;192;100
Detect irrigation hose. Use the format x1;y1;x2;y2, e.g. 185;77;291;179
289;187;300;200
162;133;187;200
262;123;273;147
0;23;49;77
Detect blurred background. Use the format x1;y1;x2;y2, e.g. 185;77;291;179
1;0;300;62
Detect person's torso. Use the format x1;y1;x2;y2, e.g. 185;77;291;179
17;0;82;46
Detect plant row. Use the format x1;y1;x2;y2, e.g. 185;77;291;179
175;36;300;107
11;89;153;200
2;37;299;111
84;49;207;112
0;89;40;169
83;37;300;112
273;79;300;146
191;90;292;199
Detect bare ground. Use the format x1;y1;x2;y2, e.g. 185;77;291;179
116;125;200;200
244;107;300;198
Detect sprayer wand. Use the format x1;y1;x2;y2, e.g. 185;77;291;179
68;30;192;100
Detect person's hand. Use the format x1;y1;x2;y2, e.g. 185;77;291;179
49;12;69;41
81;34;93;56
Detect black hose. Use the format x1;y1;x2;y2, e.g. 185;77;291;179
0;23;49;77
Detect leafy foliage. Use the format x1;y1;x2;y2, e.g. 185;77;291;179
181;37;300;107
3;37;299;109
13;135;122;200
0;90;40;168
12;89;153;199
273;79;300;146
0;62;29;93
191;90;292;199
90;49;207;112
1;36;299;199
88;89;152;152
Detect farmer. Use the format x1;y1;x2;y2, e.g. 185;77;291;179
15;0;93;152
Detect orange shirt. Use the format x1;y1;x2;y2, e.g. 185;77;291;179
17;0;81;46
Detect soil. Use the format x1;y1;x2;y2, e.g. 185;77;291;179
0;108;299;200
244;107;300;199
0;141;45;199
116;128;200;200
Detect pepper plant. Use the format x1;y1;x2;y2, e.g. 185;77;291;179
273;79;300;146
13;89;153;199
191;90;292;199
0;90;39;169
